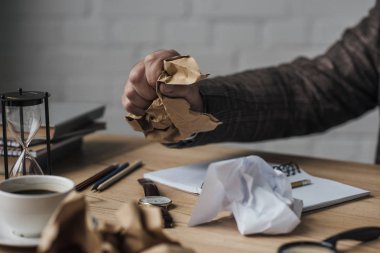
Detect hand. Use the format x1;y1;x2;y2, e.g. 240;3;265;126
122;49;204;116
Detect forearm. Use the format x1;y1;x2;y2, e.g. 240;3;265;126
184;3;379;147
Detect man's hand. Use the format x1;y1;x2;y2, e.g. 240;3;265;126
122;49;204;116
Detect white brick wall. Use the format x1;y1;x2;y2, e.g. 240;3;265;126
193;0;289;18
5;0;89;16
0;0;378;164
99;0;187;17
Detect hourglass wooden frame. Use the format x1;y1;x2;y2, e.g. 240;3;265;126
1;89;52;179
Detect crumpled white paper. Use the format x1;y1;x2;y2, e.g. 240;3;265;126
188;155;303;235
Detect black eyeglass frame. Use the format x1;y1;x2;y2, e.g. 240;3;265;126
278;227;380;253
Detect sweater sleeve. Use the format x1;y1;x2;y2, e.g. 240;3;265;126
178;1;379;148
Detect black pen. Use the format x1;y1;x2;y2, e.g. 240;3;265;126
75;163;117;192
96;160;143;192
91;161;130;191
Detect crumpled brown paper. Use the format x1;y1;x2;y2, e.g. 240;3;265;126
126;55;221;143
38;192;194;253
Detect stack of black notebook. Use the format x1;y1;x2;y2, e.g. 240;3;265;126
0;102;106;174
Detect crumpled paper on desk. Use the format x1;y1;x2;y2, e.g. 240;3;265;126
126;55;221;143
38;192;194;253
188;156;303;235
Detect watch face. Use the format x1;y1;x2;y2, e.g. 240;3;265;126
138;196;172;207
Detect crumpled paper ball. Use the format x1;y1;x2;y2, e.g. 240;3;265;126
126;55;221;143
188;155;303;235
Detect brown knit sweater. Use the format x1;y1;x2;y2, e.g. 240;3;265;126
174;1;380;163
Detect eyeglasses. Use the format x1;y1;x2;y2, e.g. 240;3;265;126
278;227;380;253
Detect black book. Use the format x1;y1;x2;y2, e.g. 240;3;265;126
0;135;83;175
0;121;106;148
0;102;105;141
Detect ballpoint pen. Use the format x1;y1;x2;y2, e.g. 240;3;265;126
96;160;143;192
75;163;117;192
291;179;312;188
91;161;130;191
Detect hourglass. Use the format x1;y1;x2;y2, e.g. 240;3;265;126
1;89;52;179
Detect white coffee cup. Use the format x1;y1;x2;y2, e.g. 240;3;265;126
0;175;74;238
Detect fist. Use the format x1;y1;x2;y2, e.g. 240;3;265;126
122;49;203;116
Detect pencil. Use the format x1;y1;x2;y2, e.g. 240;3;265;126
75;164;117;192
91;161;130;191
97;160;143;192
291;179;312;188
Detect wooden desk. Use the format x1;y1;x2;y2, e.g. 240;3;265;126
1;134;380;252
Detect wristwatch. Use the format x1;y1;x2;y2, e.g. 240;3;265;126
137;178;174;228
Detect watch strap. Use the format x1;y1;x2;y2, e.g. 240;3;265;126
138;178;160;196
161;207;174;228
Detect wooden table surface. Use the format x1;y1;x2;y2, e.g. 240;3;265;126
1;134;380;253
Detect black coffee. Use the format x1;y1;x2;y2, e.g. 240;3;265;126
11;189;57;195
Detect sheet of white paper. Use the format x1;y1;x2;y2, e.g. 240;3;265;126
144;162;207;194
289;171;369;211
144;160;369;212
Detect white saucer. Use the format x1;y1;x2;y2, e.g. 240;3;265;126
0;220;40;247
